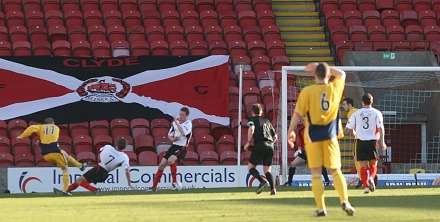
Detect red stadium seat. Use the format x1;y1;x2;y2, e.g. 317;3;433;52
42;0;60;12
216;135;235;154
45;10;64;27
410;41;429;51
189;40;208;55
349;25;368;41
231;119;250;147
186;137;196;152
166;25;185;42
418;10;437;28
9;25;28;43
200;10;218;27
387;25;405;41
146;25;165;42
170;40;189;55
110;118;130;138
199;151;219;165
240;150;251;165
131;40;150;56
72;40;92;56
0;136;11;153
107;25;127;43
111;40;130;57
93;135;113;153
49;25;68;42
381;10;400;28
88;25;106;43
84;10;103;27
368;25;387;40
395;0;413;13
253;0;271;12
195;0;214;12
6;11;25;27
61;0;80;11
224;25;243;43
0;121;7;137
413;0;431;12
90;120;110;137
335;40;353;63
266;40;286;57
0;27;7;42
211;123;231;140
127;25;146;43
142;10;161;27
204;25;223;42
123;10;142;27
256;70;275;89
220;151;237;165
234;0;252;12
124;151;138;166
247;40;267;58
330;25;349;44
13;41;32;56
15;153;34;166
252;55;271;73
243;26;262;42
181;151;199;165
23;0;41;12
271;55;290;70
242;86;261;105
25;10;44;28
134;134;155;153
265;102;278;122
154;135;172;154
35;153;56;166
358;0;376;13
162;10;180;27
177;0;195;12
257;10;276;27
181;10;199;27
320;0;339;13
363;10;381;27
65;10;83;28
238;10;257;27
58;135;73;154
354;41;373;51
92;40;111;57
8;119;27;138
69;122;89;138
151;118;170;137
219;11;238;26
209;40;228;55
339;0;357;12
158;0;177;12
100;0;118;11
104;10;122;27
139;0;157;11
73;135;93;154
32;41;51;55
262;25;281;41
76;151;96;165
0;41;11;56
229;102;245;120
391;41;411;51
0;153;14;166
228;40;247;57
232;55;251;73
400;10;419;28
130;118;150;138
405;25;424;41
261;85;279;105
138;151;158;165
237;70;257;87
11;137;31;155
195;135;215;154
185;25;204;42
229;71;238;86
192;118;211;138
344;10;362;28
325;10;344;29
81;0;99;11
150;40;170;55
119;0;138;11
433;0;440;12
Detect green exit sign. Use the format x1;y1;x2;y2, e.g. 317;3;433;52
383;52;396;60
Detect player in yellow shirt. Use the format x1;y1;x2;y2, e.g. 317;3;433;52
17;118;88;192
288;62;355;217
342;98;362;188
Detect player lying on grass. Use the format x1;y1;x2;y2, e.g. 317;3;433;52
283;121;330;187
54;139;132;195
17;118;88;193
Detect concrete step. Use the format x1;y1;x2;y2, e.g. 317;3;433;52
274;11;319;17
272;0;315;2
279;26;324;32
289;56;335;62
276;19;320;26
281;33;325;39
286;48;331;56
285;42;329;47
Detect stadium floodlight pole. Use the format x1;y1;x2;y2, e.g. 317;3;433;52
237;64;244;167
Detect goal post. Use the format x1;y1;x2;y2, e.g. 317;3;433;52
280;66;440;183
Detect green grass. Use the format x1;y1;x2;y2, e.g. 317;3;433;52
1;187;439;221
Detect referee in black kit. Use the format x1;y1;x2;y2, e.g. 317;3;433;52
244;104;278;195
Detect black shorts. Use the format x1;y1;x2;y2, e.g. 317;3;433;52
356;140;378;161
163;145;187;160
83;165;109;184
250;142;274;166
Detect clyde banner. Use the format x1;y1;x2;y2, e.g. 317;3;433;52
0;56;230;125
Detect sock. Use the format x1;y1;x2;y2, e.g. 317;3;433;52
311;174;325;210
80;180;97;192
67;156;82;168
67;183;79;192
265;172;275;190
360;167;369;188
287;167;296;184
331;170;349;203
369;164;378;182
170;163;177;183
62;173;69;191
355;161;362;182
249;168;264;183
152;169;164;189
321;167;330;183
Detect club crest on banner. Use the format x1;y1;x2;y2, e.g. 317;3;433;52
76;76;131;102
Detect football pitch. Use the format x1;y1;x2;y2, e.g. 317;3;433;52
0;187;439;222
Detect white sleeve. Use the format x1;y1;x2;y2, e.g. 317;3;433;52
122;154;130;169
377;111;384;129
182;121;192;136
346;114;356;129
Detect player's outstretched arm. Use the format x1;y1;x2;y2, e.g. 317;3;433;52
16;125;39;139
244;125;255;150
329;66;346;80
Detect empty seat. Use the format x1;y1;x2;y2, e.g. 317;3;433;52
0;121;7;137
158;0;177;12
166;25;185;42
142;10;161;27
92;40;111;57
247;40;266;58
195;135;215;153
76;151;96;165
0;153;14;166
9;25;28;43
58;135;74;154
90;120;110;137
339;0;357;12
69;122;89;138
224;25;243;43
354;41;373;51
162;10;180;27
52;40;71;56
35;153;55;166
0;136;11;153
387;25;405;41
192;118;211;137
243;26;262;42
381;10;400;28
185;25;204;42
271;55;290;70
257;10;276;27
204;25;223;42
49;25;68;42
400;10;419;28
395;0;413;13
424;26;440;41
368;25;387;40
15;153;35;166
107;25;127;43
200;10;218;27
23;0;41;12
240;150;251;165
219;151;237;165
6;11;25;27
88;25;106;43
93;135;113;153
418;10;437;28
124;151;138;166
73;135;93;153
127;25;146;43
262;25;281;41
199;151;219;165
154;135;172;154
134;134;155;153
104;10;122;26
252;55;271;73
411;40;429;51
119;0;138;11
110;118;130;137
405;25;424;41
81;0;99;11
211;123;231;140
151;118;170;137
61;0;80;11
65;10;84;28
177;0;196;12
181;10;200;27
123;10;142;27
238;70;257;87
363;10;381;27
320;0;339;13
189;40;208;55
358;0;376;13
170;40;189;55
33;40;51;55
84;10;103;27
253;0;271;12
139;0;157;11
146;25;165;42
335;40;353;63
391;41;411;51
433;0;440;12
344;10;362;28
131;40;150;56
219;11;238;26
100;0;118;11
238;10;257;27
266;40;286;57
228;40;247;57
216;135;235;154
150;40;170;55
242;86;261;105
349;25;368;40
181;150;199;165
209;40;228;55
330;25;349;44
13;41;32;56
45;10;64;27
232;55;251;73
325;10;344;29
261;85;279;105
130;118;150;138
138;151;158;165
25;10;45;28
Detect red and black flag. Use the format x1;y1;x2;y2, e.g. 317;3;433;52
0;56;230;125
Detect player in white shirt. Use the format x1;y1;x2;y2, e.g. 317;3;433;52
149;107;192;192
54;139;132;195
346;93;387;194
